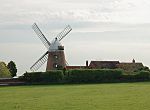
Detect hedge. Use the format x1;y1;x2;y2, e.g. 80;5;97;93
20;71;63;83
122;71;150;82
19;69;150;84
66;69;122;83
41;71;64;82
23;72;42;82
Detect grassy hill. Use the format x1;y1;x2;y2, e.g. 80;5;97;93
0;83;150;110
0;62;11;78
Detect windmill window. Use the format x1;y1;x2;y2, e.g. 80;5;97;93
54;55;58;59
53;63;58;68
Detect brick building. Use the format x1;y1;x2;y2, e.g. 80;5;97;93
66;59;144;72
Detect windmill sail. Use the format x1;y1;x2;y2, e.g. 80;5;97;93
30;51;48;71
30;23;72;72
65;60;69;66
56;25;72;41
32;23;51;49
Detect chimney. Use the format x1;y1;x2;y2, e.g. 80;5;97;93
86;60;88;67
132;59;135;63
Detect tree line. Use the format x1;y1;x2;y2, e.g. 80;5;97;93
0;61;17;78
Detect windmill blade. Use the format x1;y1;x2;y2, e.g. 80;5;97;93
32;23;51;49
56;25;72;41
65;60;69;66
30;51;49;71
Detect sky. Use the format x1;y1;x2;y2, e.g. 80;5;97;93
0;0;150;76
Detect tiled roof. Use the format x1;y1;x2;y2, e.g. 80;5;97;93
66;66;86;69
89;61;120;69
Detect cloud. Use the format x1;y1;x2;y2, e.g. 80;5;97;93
0;43;47;75
0;0;150;75
1;36;150;76
1;0;150;26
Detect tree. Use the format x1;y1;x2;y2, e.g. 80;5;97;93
0;62;11;78
139;66;150;72
7;61;17;77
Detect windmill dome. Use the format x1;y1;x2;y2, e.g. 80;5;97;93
49;38;63;51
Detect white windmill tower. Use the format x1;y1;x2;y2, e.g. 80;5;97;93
30;23;72;71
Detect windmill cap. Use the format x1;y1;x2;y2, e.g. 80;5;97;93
49;38;63;51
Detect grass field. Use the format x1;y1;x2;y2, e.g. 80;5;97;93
0;83;150;110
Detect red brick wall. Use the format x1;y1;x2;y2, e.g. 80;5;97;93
46;50;66;71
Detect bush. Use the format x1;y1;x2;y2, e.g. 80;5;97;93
121;71;150;82
135;71;150;80
20;71;64;83
67;69;122;83
22;72;42;82
41;71;64;82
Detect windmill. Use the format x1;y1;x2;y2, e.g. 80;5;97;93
30;23;72;71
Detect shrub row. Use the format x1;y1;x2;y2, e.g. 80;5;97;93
66;69;122;83
121;71;150;82
20;69;150;84
20;71;63;83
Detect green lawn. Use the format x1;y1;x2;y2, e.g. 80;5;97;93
0;83;150;110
